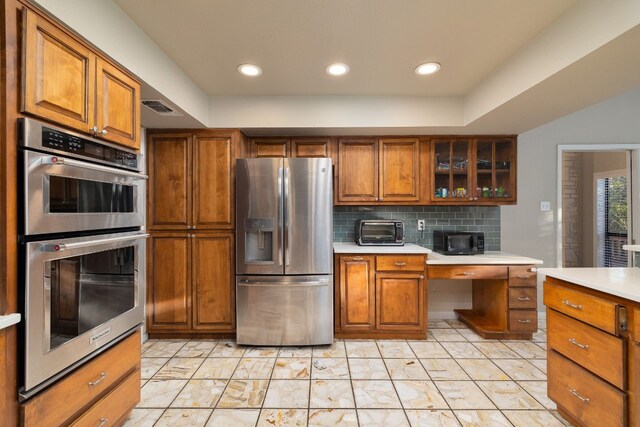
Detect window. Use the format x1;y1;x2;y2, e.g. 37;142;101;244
595;174;628;267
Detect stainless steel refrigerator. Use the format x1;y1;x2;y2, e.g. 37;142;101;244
236;158;333;346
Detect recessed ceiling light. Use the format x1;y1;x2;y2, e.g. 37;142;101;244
415;62;441;75
238;64;262;77
326;63;349;76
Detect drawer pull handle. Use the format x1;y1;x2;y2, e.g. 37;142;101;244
88;372;108;387
97;417;108;427
395;262;406;266
517;297;531;301
568;338;589;350
562;300;583;310
461;272;475;276
516;275;531;279
569;388;590;403
529;268;537;273
352;257;364;261
518;319;531;323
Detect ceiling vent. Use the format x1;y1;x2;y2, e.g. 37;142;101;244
141;99;182;116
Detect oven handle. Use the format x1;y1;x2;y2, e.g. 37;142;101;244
41;156;148;181
43;233;150;252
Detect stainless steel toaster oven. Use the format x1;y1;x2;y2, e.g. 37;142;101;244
355;219;404;246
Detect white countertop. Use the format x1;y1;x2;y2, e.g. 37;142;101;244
427;251;543;265
0;313;21;330
333;242;431;254
623;245;640;252
538;268;640;303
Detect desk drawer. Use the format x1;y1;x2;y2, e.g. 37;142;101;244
508;288;537;309
508;310;538;332
548;350;625;427
509;265;537;287
427;265;507;280
376;255;425;272
548;309;625;389
544;280;619;335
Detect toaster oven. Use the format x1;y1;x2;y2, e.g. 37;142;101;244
355;219;404;246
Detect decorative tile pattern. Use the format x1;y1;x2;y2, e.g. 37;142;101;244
310;380;355;408
384;358;429;380
257;408;308;426
352;380;402;408
348;358;389;380
308;409;358;426
263;380;310;408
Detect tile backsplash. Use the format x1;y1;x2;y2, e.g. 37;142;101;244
333;206;501;250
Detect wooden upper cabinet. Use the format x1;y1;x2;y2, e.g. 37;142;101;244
379;138;419;202
339;256;375;331
148;134;191;230
95;58;140;150
338;139;378;203
251;138;289;158
375;272;425;331
193;135;234;229
22;8;95;132
291;138;333;160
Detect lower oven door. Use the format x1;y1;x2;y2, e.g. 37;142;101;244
23;231;147;392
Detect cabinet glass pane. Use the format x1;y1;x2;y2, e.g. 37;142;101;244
434;141;452;199
451;140;470;199
476;141;493;199
494;140;513;198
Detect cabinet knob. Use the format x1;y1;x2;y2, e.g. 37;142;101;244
100;129;108;135
97;418;108;427
352;257;364;261
89;125;99;134
420;275;425;279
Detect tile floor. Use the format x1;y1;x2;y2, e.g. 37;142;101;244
124;319;573;427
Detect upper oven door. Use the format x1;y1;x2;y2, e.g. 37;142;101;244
360;222;398;244
23;150;146;235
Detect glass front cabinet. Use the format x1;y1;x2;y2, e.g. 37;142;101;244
430;137;516;204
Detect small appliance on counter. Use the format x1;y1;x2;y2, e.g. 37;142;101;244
355;219;404;246
433;231;484;255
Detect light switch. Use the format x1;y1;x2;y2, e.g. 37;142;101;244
540;201;551;212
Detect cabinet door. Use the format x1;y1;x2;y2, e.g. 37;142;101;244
339;256;375;331
192;135;234;229
431;138;472;203
291;138;332;160
375;272;425;331
148;134;191;230
95;58;141;150
22;9;95;132
251;138;289;158
337;139;378;203
147;234;191;330
474;137;516;203
192;233;235;331
379;138;419;202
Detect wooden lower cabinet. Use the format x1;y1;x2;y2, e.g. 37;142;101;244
147;232;235;336
336;254;427;339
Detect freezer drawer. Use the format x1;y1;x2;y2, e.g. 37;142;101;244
236;275;333;346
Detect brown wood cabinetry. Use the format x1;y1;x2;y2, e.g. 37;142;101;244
22;8;141;149
336;253;427;339
250;137;334;161
338;139;378;203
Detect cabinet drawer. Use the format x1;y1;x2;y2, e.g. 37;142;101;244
70;369;140;427
376;255;425;272
548;350;625;427
548;309;625;389
22;330;141;427
544;280;619;335
508;288;537;309
508;265;537;287
427;265;507;280
508;310;538;332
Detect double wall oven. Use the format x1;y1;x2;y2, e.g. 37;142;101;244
18;118;147;397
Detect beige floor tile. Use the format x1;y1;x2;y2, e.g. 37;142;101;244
193;358;240;379
532;330;547;343
394;380;448;409
122;408;164;427
272;357;311;379
217;380;268;408
310;380;355;408
405;409;460;427
384;358;429;380
472;342;520;359
141;339;156;352
454;410;511;427
456;359;510;381
428;320;453;329
155;408;212;427
352;380;402;408
308;409;358;426
529;359;547;374
445;319;468;329
476;381;543;410
313;341;347;358
264;380;310;408
244;346;281;358
408;341;450;358
377;341;415;358
440;342;486;359
517;381;556;410
504;342;547;359
357;409;410;427
312;358;350;379
278;346;313;357
420;359;469;381
551;410;574;426
232;358;276;379
176;341;218;358
348;358;390;380
457;329;494;342
434;381;496;410
142;340;187;358
503;410;566;427
345;341;381;358
430;329;467;342
493;359;546;381
257;409;308;427
141;357;168;379
153;357;205;379
206;409;260;426
209;340;246;357
171;379;227;408
139;379;187;408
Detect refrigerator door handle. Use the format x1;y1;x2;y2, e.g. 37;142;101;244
238;281;330;287
284;166;291;267
277;167;284;266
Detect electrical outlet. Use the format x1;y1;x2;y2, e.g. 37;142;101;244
417;219;426;231
540;201;551;212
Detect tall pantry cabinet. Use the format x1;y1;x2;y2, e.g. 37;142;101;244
146;130;244;336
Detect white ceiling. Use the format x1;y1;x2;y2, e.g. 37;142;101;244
115;0;577;97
